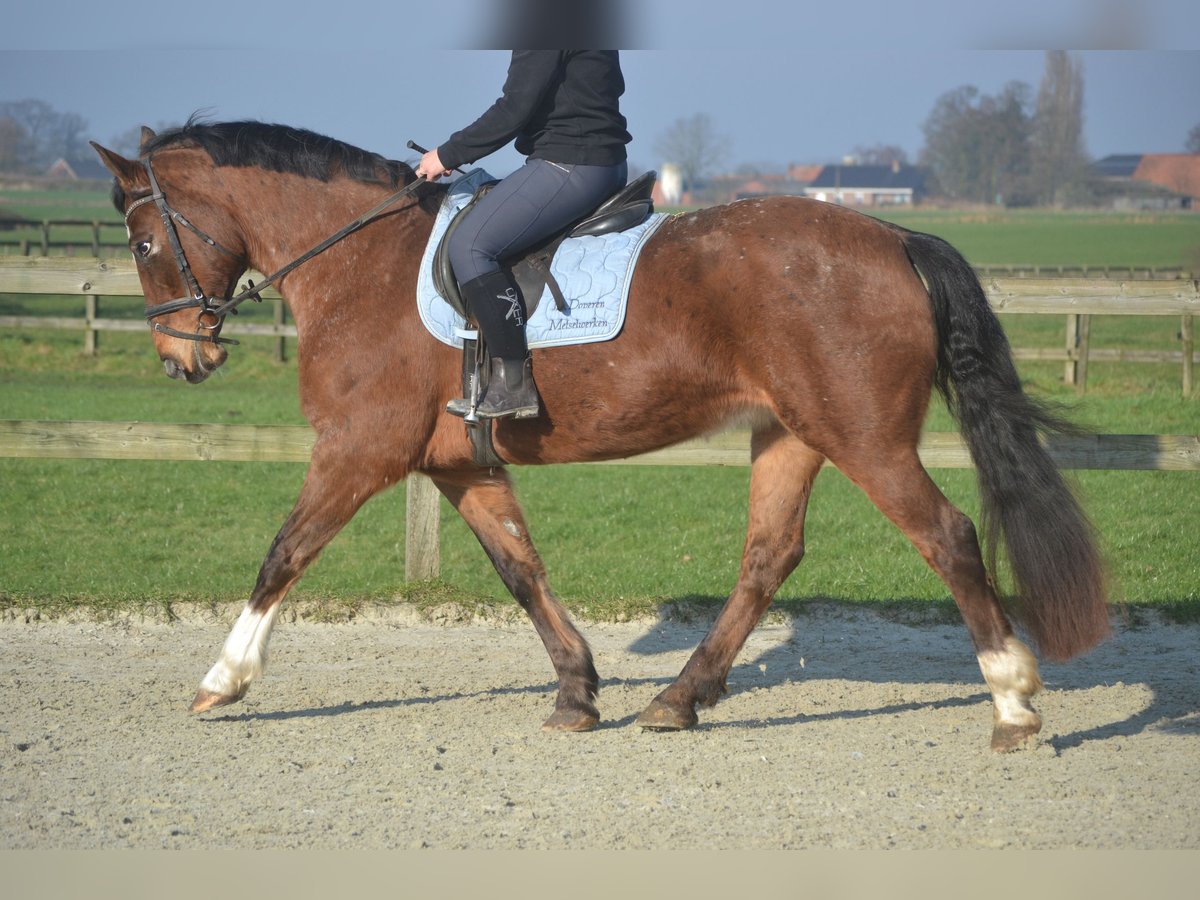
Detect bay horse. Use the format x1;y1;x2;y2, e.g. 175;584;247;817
92;121;1109;752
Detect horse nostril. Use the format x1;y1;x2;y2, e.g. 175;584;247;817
162;358;185;380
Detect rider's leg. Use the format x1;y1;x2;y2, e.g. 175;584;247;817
447;158;627;419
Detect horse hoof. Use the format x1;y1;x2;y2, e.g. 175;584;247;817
542;708;600;732
189;689;243;714
635;699;698;731
991;722;1041;752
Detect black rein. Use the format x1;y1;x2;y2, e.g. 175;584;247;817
130;153;428;345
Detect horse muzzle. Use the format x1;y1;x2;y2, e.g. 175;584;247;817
161;341;227;383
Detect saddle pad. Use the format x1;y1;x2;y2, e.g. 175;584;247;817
416;169;668;349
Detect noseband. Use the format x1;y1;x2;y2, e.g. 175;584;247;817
127;153;428;346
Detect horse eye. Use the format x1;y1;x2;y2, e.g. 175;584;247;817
135;240;152;258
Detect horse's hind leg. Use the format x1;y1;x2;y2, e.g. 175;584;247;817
834;450;1043;751
637;424;824;730
432;469;600;732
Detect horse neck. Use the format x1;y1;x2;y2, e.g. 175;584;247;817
217;167;436;329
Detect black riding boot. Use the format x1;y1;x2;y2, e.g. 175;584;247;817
448;271;540;420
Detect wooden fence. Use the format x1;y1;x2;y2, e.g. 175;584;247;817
0;219;128;257
2;257;1199;580
1;257;1196;394
1;420;1198;583
0;256;291;360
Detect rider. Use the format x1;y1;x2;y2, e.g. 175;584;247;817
416;50;631;419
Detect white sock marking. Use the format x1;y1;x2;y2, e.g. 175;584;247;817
199;603;281;698
978;636;1043;728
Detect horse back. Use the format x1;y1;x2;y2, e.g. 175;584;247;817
487;196;938;466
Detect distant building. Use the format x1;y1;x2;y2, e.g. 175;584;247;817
46;158;79;179
703;166;820;204
1091;153;1198;209
657;163;683;206
803;161;928;207
1132;155;1200;203
45;156;111;181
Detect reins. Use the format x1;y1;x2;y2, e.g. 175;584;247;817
130;153;428;344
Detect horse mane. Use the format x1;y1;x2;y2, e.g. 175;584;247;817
109;117;428;214
142;117;417;187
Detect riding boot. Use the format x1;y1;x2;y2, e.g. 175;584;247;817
447;271;541;420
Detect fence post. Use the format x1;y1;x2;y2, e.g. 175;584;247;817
1064;314;1079;386
405;473;441;582
40;221;50;256
85;295;100;355
1183;314;1195;398
273;298;287;363
1076;314;1091;395
91;221;101;257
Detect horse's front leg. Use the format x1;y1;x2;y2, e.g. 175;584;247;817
432;469;600;731
190;441;397;713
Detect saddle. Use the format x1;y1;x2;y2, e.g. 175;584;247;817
433;170;657;321
435;170;657;469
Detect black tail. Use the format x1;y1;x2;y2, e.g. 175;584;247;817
900;229;1110;660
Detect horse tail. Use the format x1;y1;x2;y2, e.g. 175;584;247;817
899;228;1110;660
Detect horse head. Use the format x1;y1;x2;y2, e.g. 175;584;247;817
91;130;245;383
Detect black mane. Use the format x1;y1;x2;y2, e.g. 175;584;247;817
146;118;416;186
110;118;424;214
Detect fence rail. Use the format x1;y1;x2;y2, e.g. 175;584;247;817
0;219;128;257
2;420;1198;582
0;256;291;360
2;257;1196;393
974;264;1188;280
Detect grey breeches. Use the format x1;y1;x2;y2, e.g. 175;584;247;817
448;157;628;284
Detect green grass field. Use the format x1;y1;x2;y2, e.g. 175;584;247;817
1;197;1198;620
874;208;1200;271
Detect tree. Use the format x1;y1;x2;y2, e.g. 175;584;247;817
0;99;93;172
654;113;731;195
1186;124;1200;154
852;143;908;166
0;116;33;172
1030;50;1091;206
920;82;1032;204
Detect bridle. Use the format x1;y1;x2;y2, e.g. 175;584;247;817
126;153;428;345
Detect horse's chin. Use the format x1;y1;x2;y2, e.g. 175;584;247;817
162;348;225;383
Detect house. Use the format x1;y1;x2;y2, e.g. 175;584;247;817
803;161;928;207
703;166;821;205
1091;153;1198;209
1133;155;1200;203
46;158;79;179
45;156;111;181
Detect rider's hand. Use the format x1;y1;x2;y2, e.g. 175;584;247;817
416;148;451;181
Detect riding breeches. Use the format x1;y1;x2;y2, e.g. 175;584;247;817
447;157;628;284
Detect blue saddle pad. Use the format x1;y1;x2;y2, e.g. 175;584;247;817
416;169;667;349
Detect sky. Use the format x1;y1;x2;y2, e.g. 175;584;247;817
2;1;1197;178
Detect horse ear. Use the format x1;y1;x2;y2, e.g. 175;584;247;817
139;126;157;150
90;142;144;189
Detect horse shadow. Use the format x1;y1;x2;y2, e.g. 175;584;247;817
205;598;1198;749
621;597;1200;750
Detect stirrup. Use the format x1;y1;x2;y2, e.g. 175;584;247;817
475;357;540;420
445;397;476;419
